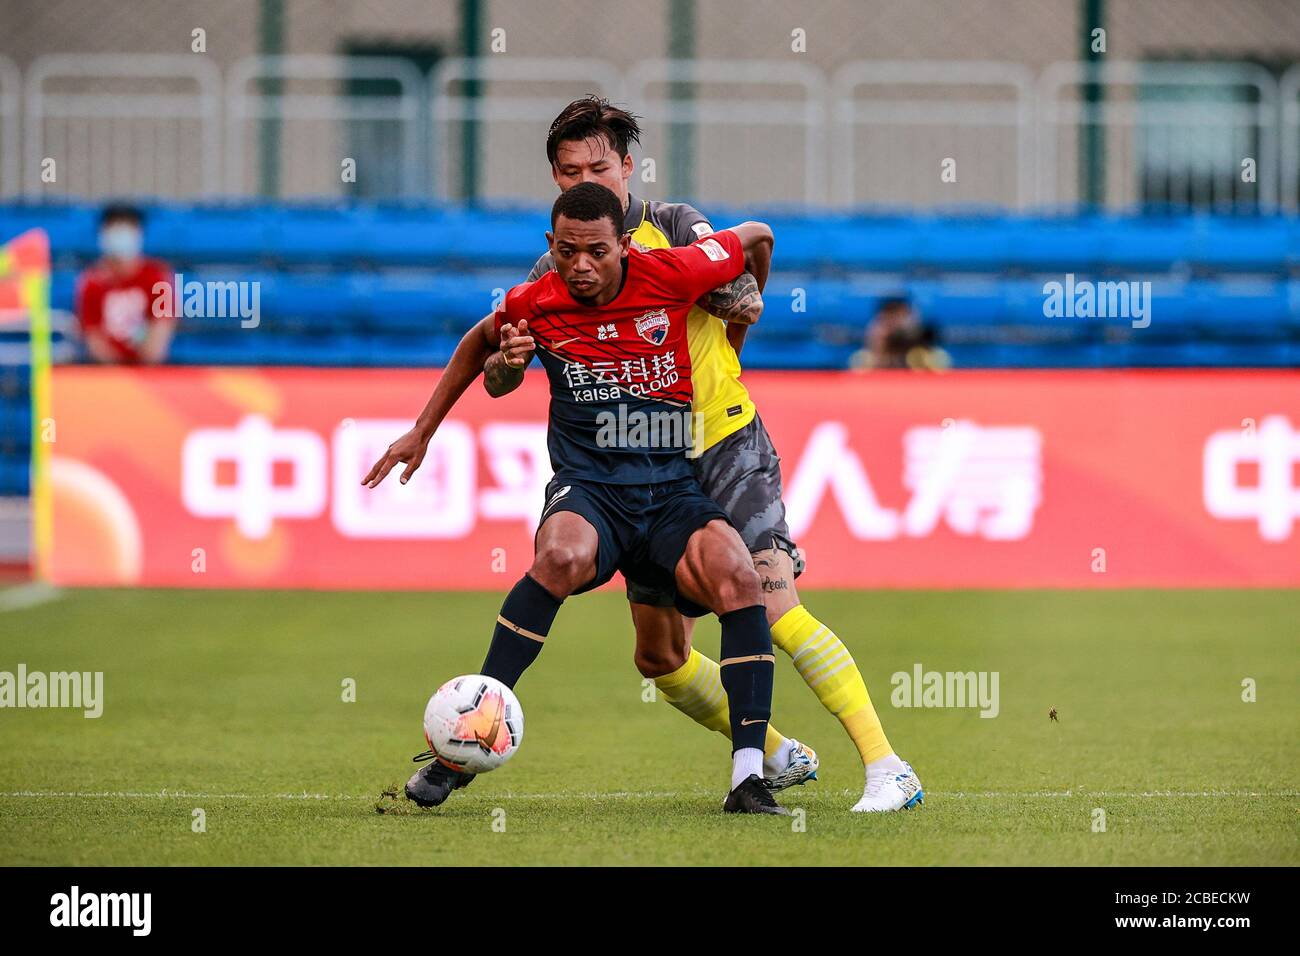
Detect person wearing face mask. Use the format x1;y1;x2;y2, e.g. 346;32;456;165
75;204;176;365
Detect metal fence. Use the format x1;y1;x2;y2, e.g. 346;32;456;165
626;58;828;207
0;56;19;199
1038;60;1279;212
22;54;221;199
4;53;1300;211
832;60;1034;209
1280;64;1300;212
226;55;425;199
430;56;623;202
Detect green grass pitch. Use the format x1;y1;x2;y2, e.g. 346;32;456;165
0;587;1296;866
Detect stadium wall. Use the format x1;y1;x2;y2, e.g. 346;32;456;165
42;365;1300;589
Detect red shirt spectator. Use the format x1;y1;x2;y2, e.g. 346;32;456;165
76;205;176;364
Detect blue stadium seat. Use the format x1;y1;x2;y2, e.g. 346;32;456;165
352;273;498;333
0;203;98;260
0;459;29;496
1192;279;1291;341
825;216;924;272
1004;218;1105;272
1194;217;1291;272
169;333;257;365
0;398;29;439
50;269;77;311
360;333;463;367
742;338;852;369
944;342;1110;369
1091;217;1198;272
149;205;275;264
263;206;370;265
1117;341;1298;368
5;204;1297;384
913;218;1016;272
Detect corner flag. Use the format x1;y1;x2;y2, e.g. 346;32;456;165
0;229;53;579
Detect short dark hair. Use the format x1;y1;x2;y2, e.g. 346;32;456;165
546;95;642;166
876;295;912;314
99;203;144;229
551;182;625;236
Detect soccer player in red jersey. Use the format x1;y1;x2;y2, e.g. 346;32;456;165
75;205;176;365
384;183;785;813
368;98;923;812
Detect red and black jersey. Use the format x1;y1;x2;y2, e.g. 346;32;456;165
494;229;744;484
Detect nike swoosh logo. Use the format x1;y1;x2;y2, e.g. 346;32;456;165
552;336;580;348
740;717;766;726
475;695;504;752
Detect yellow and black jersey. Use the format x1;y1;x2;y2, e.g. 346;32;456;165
525;192;757;451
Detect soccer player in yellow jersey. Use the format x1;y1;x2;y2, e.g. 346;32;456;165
366;97;922;811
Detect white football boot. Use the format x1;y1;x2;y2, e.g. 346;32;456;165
762;740;819;791
851;759;924;812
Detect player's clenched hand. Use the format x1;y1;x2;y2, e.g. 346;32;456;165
361;427;429;487
499;318;535;369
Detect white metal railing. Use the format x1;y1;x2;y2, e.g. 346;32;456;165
225;54;425;199
429;56;623;200
832;60;1035;209
0;55;1295;211
1280;64;1300;213
1038;60;1279;211
22;54;221;198
0;57;19;199
626;58;828;206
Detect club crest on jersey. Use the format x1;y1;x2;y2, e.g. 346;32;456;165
635;308;670;345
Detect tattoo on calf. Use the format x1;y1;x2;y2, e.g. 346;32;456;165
761;576;789;592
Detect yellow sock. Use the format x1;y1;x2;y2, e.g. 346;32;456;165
654;648;786;758
771;604;893;765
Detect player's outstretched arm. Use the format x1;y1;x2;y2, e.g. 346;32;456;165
361;314;498;487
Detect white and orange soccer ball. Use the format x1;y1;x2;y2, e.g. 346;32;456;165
422;675;524;774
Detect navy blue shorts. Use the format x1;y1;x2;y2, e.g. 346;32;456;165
625;414;799;612
538;475;728;601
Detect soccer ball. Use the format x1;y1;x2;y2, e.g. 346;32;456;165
422;674;524;774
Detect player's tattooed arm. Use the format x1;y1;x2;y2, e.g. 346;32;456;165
698;272;764;326
483;318;535;397
483;350;524;397
715;221;774;354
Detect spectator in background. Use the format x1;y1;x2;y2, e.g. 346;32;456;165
76;204;175;364
850;295;949;371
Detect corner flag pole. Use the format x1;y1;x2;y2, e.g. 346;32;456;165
0;229;53;580
26;264;52;580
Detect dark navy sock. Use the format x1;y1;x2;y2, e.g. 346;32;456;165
481;574;562;689
718;604;775;753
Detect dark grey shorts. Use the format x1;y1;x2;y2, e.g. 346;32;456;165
625;414;798;609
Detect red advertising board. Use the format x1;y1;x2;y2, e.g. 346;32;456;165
43;366;1300;589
